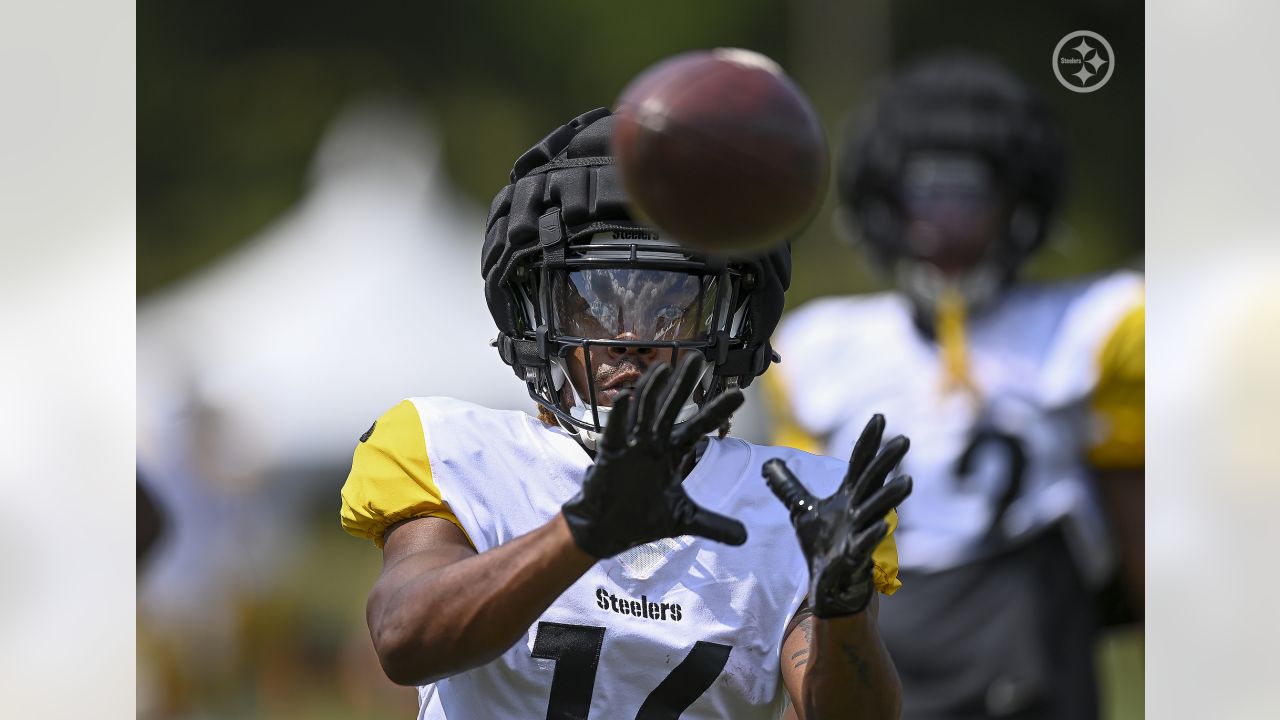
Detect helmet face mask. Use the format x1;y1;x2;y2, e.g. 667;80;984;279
897;153;1009;273
550;268;722;347
482;109;791;442
891;151;1017;315
513;231;752;435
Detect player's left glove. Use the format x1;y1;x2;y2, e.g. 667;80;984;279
763;414;912;618
562;354;749;559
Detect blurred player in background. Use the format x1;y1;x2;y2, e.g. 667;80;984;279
340;108;913;718
767;55;1144;720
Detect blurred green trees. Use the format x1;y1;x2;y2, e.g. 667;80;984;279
140;0;1143;305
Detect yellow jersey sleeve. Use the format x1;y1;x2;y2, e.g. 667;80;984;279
339;399;470;548
1088;303;1145;469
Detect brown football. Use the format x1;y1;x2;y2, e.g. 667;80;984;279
612;48;829;254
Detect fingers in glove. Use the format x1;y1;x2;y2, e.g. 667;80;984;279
670;389;743;449
633;362;672;436
850;475;913;528
599;391;633;451
849;435;910;503
682;505;748;546
839;414;886;497
655;354;706;437
762;459;819;521
840;518;890;561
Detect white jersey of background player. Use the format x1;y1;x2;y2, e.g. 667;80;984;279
340;109;912;719
768;57;1143;719
773;273;1141;578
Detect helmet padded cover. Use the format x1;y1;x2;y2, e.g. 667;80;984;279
481;108;791;388
837;54;1066;271
482;108;629;338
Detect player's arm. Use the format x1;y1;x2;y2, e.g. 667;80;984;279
353;357;747;685
347;402;594;685
368;513;593;685
765;415;912;719
779;596;900;720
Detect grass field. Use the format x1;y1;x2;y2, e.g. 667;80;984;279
1100;627;1145;720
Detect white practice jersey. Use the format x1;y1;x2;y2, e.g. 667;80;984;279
341;396;898;720
772;272;1143;585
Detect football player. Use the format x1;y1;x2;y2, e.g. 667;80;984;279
767;55;1143;719
340;108;913;719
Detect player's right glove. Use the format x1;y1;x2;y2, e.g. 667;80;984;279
562;354;749;559
763;414;912;617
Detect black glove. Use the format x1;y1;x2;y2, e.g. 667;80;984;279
763;414;913;617
562;355;749;559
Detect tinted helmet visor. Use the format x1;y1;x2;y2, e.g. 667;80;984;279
550;268;720;343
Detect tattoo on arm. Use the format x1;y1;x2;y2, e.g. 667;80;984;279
786;602;814;640
792;616;813;670
839;640;873;687
785;602;815;671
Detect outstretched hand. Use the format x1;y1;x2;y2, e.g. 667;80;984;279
763;414;913;617
562;354;748;559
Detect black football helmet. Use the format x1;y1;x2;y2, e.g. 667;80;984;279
837;54;1066;315
482;108;791;439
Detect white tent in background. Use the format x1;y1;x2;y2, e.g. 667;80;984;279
138;98;530;483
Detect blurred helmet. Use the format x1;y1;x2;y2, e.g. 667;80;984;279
482;108;791;437
837;54;1066;314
